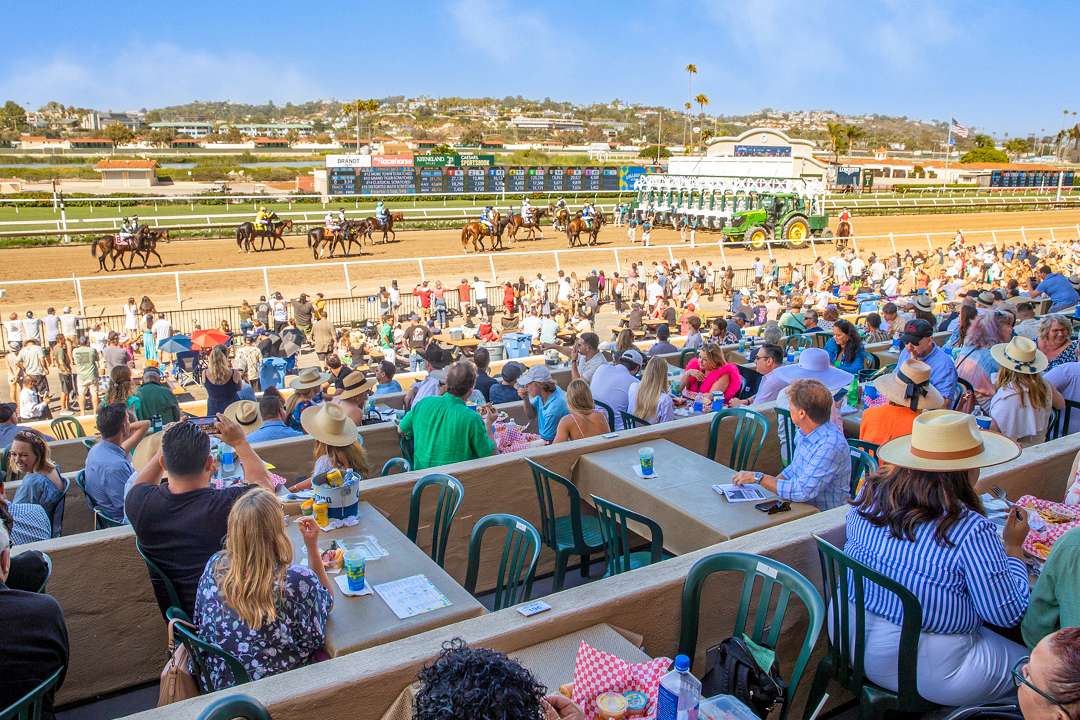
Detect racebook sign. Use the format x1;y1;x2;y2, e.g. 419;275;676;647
325;155;373;168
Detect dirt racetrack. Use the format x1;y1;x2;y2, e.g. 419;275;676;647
2;208;1079;316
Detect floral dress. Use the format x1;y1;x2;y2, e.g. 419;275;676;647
193;552;333;691
1047;339;1080;371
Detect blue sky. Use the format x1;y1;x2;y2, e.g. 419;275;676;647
2;0;1075;137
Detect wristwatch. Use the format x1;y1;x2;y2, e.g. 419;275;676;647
753;472;764;483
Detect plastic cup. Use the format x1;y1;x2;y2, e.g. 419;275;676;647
344;549;366;592
692;398;704;414
975;415;992;430
639;446;655;477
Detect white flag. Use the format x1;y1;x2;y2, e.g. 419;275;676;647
949;118;970;139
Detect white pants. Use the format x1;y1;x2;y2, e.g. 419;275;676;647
832;604;1025;707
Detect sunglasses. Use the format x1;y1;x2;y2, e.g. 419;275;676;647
1013;657;1068;708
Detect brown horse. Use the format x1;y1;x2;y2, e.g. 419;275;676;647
236;219;293;252
460;211;503;253
836;220;851;250
364;212;404;244
307;226;342;259
91;228;147;271
132;228;168;268
505;207;549;242
565;209;606;248
551;205;571;231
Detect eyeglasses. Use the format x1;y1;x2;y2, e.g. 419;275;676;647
1012;657;1067;708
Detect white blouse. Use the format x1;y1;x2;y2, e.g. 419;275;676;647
988;380;1052;445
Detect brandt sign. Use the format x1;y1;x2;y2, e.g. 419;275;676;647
325;155;372;168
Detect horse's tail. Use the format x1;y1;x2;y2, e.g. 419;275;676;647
91;240;98;257
235;226;244;247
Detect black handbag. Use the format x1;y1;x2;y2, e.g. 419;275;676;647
700;636;787;718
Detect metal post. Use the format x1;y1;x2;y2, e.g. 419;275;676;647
991;230;998;248
1050;227;1056;242
174;273;182;306
1020;226;1026;243
74;278;84;315
488;255;497;284
343;264;352;296
718;239;727;267
667;246;675;263
417;258;426;281
809;234;818;259
262;267;271;298
888;232;897;255
613;247;621;274
553;251;561;272
926;233;933;252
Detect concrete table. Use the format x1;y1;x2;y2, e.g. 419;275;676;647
572;439;817;555
287;502;486;657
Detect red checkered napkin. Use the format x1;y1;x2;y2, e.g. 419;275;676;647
1018;495;1080;560
571;641;672;720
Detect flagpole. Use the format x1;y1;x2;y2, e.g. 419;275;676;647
943;124;952;190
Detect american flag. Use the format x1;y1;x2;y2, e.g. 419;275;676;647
949;118;970;138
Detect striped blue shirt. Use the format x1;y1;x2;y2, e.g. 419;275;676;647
844;508;1030;634
776;422;851;510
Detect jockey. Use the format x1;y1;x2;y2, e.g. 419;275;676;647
581;202;595;229
119;217;136;242
374;200;388;227
553;198;568;229
520;197;533;224
480;206;496;234
838;207;851;224
255;206;272;231
324;211;340;233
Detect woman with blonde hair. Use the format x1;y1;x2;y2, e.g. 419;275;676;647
194;489;333;691
628;356;675;424
613;328;635;357
988;336;1064;446
106;364;139;416
302;402;372;477
678;342;742;402
203;345;242;416
553;379;609;442
1036;314;1080;370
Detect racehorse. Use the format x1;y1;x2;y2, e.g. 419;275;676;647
91;227;148;271
131;228;168;268
364;212;404;244
460;211;503;254
565;209;606;248
836;220;851;251
307;222;364;259
504;207;549;242
236;219;294;252
551;204;571;231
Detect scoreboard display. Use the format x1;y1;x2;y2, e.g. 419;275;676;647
990;170;1074;187
328;161;657;196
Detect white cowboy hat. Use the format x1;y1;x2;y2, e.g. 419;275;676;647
872;359;944;411
334;371;375;402
770;348;853;391
289;366;331;391
877;409;1020;472
990;335;1048;375
911;295;934;313
300;402;357;448
222;399;263;435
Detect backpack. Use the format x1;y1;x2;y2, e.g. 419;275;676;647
700;636;787;718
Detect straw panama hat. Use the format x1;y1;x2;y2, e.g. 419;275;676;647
872;359;944;411
877;409;1020;472
289;366;331;391
911;295;934;312
131;431;164;475
222;400;263;435
990;336;1048;375
300;402;357;447
335;371;374;402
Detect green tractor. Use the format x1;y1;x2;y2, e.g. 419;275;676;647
720;192;831;250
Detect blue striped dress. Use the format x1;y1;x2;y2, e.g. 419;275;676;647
844;507;1029;634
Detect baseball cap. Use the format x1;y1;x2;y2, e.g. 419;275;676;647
517;365;553;387
501;361;525;384
620;348;645;368
899;319;934;346
143;365;162;381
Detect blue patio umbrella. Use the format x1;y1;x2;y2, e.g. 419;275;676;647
158;335;192;354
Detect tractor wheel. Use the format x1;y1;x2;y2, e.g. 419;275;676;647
745;226;768;250
783;216;810;248
820;229;835;243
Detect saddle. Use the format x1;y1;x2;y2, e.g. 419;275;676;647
113;235;137;250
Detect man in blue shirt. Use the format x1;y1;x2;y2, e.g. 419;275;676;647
374;360;403;397
896;318;957;404
84;403;149;522
1034;265;1079;312
732;378;850;510
516;365;568;442
246;393;304;444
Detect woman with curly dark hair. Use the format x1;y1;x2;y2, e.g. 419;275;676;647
415;639;583;720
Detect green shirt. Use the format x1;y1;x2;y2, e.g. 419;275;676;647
399;393;495;471
1022;527;1080;649
134;381;181;424
71;346;100;383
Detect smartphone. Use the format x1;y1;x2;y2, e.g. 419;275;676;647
189;416;218;429
755;500;780;513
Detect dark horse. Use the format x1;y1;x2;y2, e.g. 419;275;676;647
236;219;293;252
92;228;145;271
565;209;606;248
364;212;404;244
307;223;363;259
836;220;851;251
132;229;168;268
504;207;550;242
459;211;505;253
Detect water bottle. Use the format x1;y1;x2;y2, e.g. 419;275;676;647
151;414;163;433
656;654;700;720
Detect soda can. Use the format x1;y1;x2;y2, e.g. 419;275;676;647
312;501;329;527
711;391;724;412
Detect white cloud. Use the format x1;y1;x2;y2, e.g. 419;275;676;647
446;0;566;63
0;42;325;108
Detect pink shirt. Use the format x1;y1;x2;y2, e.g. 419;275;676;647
684;358;743;402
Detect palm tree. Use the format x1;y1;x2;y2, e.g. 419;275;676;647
695;94;710;149
826;121;848;163
685;64;697;148
683;101;692;146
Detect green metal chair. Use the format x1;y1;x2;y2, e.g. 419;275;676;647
74;470;124;531
951;378;975;411
594;399;616;430
783;334;814;352
1046;407;1063;441
524;458;604;591
49;416;85;440
464;513;541;611
847;439;880;460
706;408;769;471
620;410;651;429
196;695;272;720
167;608;251;692
848;447;879;499
380;457;411;476
35;552;52;594
136;538;188;620
774;407;798;467
590;495;664;577
781;325;803;337
857;352;882;382
81;438;97;450
679;347;699;368
398;433;415;466
1060;398;1080;435
0;665;64;720
678;552;824;720
804;536;939;720
406;473;465;568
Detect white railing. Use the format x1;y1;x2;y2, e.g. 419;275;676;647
4;222;1079;314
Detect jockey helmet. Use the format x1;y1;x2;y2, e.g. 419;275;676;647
260;206;266;211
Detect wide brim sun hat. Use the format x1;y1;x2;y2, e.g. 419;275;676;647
871;359;944;411
770;347;853;392
300;402;357;447
222;400;263;435
990;335;1048;375
877;409;1020;472
289;367;331;391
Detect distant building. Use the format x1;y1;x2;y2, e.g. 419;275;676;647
148;121;214;138
93;159;158;188
668;127;830;181
68;138;114;150
82;111;144;131
226;122;314;138
508;116;586;132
